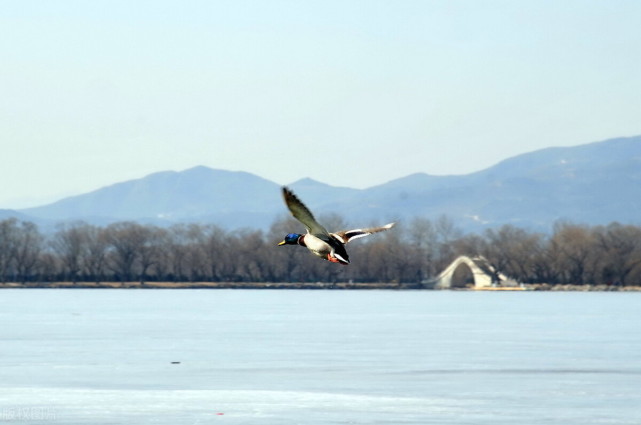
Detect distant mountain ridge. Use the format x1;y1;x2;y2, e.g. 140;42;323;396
20;166;281;228
10;135;641;232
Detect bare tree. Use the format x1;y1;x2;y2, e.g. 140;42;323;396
13;221;43;283
406;218;440;282
192;224;232;281
482;225;545;282
434;215;463;272
137;226;165;283
84;225;108;283
105;222;148;283
551;222;597;285
0;219;19;283
594;223;641;286
52;222;88;284
157;224;191;282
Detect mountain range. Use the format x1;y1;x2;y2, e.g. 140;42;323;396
5;135;641;233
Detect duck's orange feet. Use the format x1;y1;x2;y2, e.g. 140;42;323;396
327;254;341;263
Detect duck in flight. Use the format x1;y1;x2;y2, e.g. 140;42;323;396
278;187;395;265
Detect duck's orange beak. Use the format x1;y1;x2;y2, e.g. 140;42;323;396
277;240;286;246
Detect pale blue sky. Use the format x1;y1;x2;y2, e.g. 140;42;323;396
2;0;640;208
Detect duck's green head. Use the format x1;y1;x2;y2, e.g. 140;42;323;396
278;233;301;246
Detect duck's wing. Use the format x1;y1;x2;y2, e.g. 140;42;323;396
331;223;395;244
282;187;329;235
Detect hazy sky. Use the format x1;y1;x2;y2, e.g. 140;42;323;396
2;1;640;208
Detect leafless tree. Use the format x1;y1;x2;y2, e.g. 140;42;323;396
105;222;148;282
52;222;89;284
0;219;19;283
83;225;109;283
482;225;546;282
13;221;43;283
594;223;641;286
551;222;598;284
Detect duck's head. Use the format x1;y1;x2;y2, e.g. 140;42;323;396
278;233;301;246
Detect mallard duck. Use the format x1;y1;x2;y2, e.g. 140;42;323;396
278;187;395;265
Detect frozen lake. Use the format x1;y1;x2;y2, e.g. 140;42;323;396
1;289;640;424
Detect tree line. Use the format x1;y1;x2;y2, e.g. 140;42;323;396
1;215;641;286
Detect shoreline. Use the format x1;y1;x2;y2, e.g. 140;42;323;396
0;281;410;290
1;282;640;291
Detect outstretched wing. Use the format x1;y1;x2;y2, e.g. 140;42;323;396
282;187;329;235
331;223;395;244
